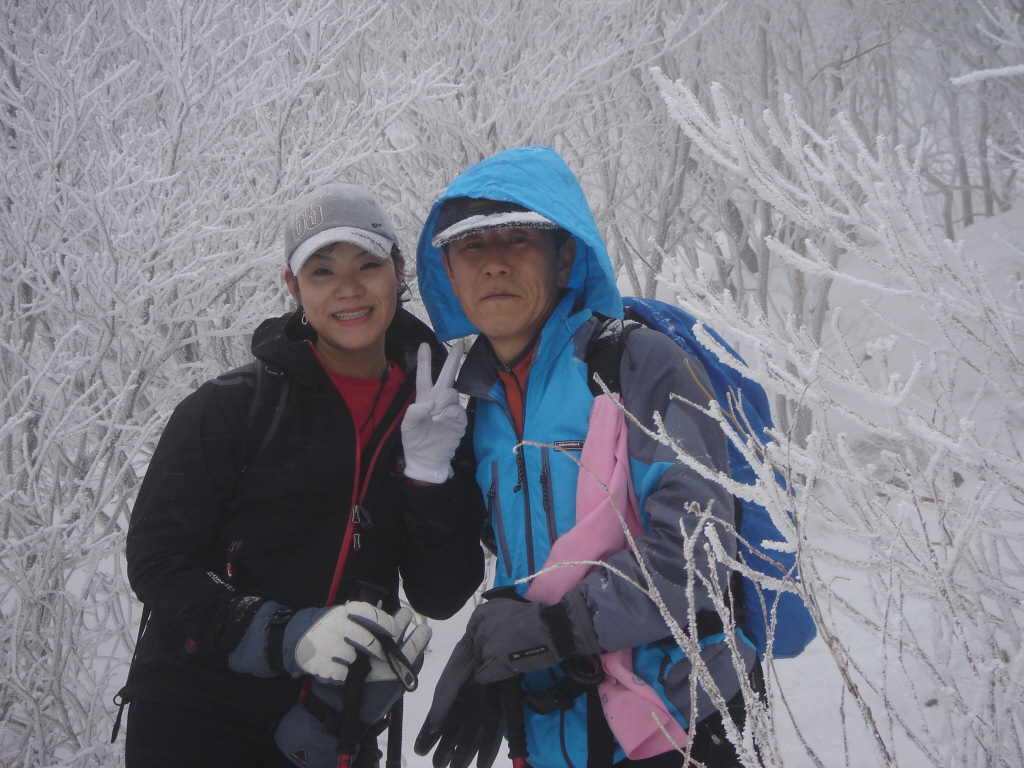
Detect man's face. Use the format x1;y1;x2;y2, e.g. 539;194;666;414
443;227;575;363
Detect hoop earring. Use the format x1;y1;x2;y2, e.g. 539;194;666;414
301;312;308;325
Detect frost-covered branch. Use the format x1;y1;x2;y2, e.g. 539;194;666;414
654;69;1024;768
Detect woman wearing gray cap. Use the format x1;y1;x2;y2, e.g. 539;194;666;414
116;183;484;768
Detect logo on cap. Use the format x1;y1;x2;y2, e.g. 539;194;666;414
291;196;324;240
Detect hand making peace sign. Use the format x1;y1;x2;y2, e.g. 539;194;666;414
400;340;468;484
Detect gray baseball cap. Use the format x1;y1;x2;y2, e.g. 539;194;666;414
284;183;399;274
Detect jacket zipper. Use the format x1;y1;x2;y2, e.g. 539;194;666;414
489;468;513;578
477;359;539;579
291;362;418;707
300;388;413;705
327;389;414;601
502;365;537;576
513;443;536;575
540;447;557;546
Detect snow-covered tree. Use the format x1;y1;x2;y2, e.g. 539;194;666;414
1;0;1022;765
0;1;449;763
654;65;1024;767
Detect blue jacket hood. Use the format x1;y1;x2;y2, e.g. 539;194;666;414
416;146;623;341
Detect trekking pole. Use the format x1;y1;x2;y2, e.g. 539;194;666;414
501;675;529;768
336;653;371;768
385;697;403;768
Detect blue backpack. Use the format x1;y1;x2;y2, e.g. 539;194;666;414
587;296;816;659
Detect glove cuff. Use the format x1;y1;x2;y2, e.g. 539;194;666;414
561;589;603;657
280;606;329;678
539;602;576;659
402;455;455;484
218;594;268;653
267;605;295;673
228;601;282;678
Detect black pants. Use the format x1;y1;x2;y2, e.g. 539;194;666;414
124;700;295;768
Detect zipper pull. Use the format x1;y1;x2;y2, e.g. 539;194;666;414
512;445;526;493
486;480;497;513
226;540;242;581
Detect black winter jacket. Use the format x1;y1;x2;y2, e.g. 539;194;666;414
122;308;485;729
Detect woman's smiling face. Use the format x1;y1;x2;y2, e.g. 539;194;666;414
285;240;403;377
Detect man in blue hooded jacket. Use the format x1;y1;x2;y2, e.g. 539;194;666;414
413;147;760;768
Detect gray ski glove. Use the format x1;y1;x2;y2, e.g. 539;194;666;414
229;600;400;684
468;588;601;684
288;602;404;684
275;607;432;767
415;589;601;762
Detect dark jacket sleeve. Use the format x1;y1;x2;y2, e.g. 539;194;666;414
400;421;485;620
578;326;736;651
126;375;265;654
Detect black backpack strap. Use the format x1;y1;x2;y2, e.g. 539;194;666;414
730;496;747;626
584;313;642;397
110;604;151;742
243;360;291;471
385;697;403;768
586;686;616;768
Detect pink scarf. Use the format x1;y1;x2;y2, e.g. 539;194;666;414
524;394;688;758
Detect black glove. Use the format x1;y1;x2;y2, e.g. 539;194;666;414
415;589;600;766
415;682;505;768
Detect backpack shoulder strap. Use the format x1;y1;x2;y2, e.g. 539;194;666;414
243;359;291;470
585;312;643;397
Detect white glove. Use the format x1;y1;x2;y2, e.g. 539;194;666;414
357;607;432;722
274;606;433;759
327;606;432;729
365;606;432;690
360;610;432;724
401;340;467;484
291;602;398;684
